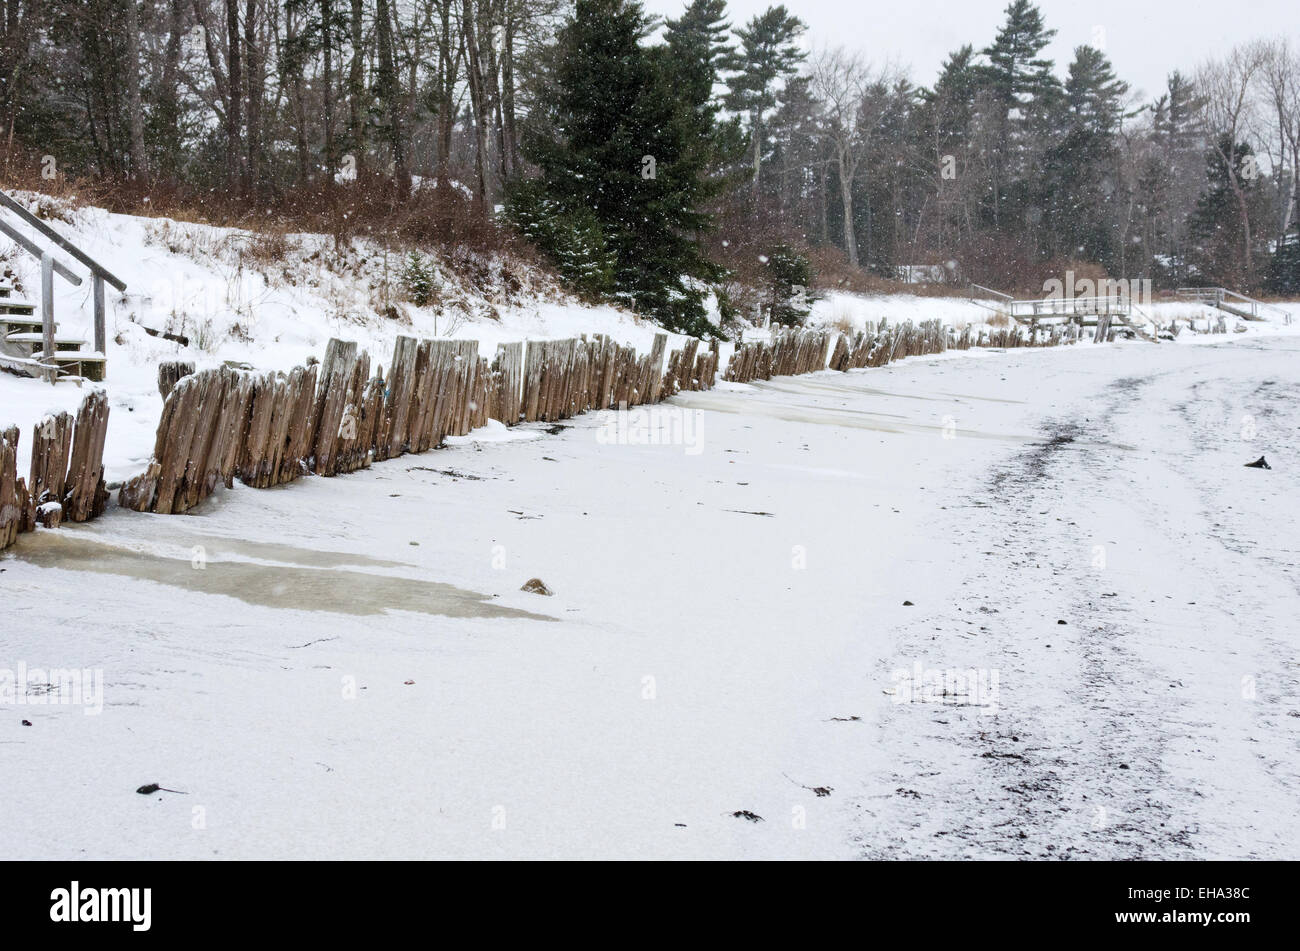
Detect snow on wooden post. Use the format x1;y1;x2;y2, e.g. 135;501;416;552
312;338;359;477
63;390;110;522
29;411;73;516
494;342;523;425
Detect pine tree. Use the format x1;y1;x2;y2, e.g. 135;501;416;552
664;0;737;114
1265;227;1300;294
1061;46;1127;135
916;47;983;254
979;0;1059;229
1190;134;1264;286
726;5;806;193
664;1;748;205
517;0;721;334
1144;72;1207;280
764;245;813;325
1040;45;1129;265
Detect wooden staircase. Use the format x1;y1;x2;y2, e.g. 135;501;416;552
1175;287;1292;324
0;191;124;383
0;279;106;381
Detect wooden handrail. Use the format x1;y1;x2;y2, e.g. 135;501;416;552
0;190;126;291
0;218;82;285
969;283;1013;301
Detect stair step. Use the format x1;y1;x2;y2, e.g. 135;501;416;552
33;352;106;382
0;315;52;330
6;332;86;348
33;350;104;360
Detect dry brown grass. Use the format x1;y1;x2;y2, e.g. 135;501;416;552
828;315;857;337
806;246;974;298
239;225;292;268
1;149;528;278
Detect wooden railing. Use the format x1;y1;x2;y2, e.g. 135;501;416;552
0;190;127;381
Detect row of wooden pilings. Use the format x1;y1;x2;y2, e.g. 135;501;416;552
2;319;1072;548
0;390;110;549
724;318;1066;384
115;331;720;516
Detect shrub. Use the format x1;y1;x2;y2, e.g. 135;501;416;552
401;251;438;307
765;245;815;326
1265;230;1300;296
503;180;615;298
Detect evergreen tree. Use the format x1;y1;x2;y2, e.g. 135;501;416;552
767;73;825;238
917;47;983;255
764;245;814;325
664;0;737;114
1040;45;1129;265
1189;134;1263;286
925;46;981;149
517;0;721;334
726;5;806;192
664;1;748;204
979;0;1060;229
1265;227;1300;294
1142;72;1207;281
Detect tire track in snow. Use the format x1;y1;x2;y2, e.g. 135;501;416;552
859;349;1300;859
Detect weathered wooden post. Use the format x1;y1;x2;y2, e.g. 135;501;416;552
93;273;106;356
41;252;55;384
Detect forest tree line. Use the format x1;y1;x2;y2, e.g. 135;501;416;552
1;0;1297;332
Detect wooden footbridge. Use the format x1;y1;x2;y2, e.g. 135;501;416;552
969;283;1158;342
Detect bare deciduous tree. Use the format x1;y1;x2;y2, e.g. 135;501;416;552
809;47;896;268
1197;44;1266;280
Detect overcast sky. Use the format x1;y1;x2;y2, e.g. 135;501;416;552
642;0;1297;104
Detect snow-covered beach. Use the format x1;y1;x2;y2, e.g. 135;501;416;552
5;333;1297;860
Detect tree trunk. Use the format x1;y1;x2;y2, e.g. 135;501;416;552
461;0;489;211
282;8;311;185
123;0;148;182
484;8;507;188
839;152;858;267
320;0;336;182
245;0;265;196
159;0;185;183
502;9;519;175
224;0;243;193
436;3;457;184
376;0;410;194
348;0;364;174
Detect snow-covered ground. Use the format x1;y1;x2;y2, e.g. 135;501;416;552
4;334;1298;859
